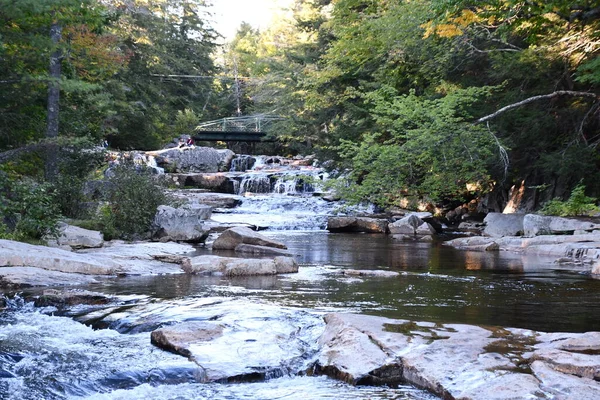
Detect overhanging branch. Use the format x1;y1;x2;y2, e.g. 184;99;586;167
475;91;599;124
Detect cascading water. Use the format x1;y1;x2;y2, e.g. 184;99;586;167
213;155;338;230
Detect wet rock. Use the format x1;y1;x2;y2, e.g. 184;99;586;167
326;217;388;233
149;303;322;383
153;204;211;243
388;214;435;236
212;227;287;250
149;146;235;173
50;223;104;249
234;244;293;257
316;313;545;399
523;214;600;237
34;289;111;308
341;269;399;278
530;360;600;399
182;255;298;276
151;321;224;357
483;213;525;237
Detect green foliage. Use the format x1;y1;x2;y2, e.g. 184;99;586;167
333;86;498;206
540;183;599;217
0;172;60;240
99;163;171;240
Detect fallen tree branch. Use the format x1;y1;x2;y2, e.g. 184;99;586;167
0;142;50;164
475;91;599;124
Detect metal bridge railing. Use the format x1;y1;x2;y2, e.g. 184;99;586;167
195;114;282;133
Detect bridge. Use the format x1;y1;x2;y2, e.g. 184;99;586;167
194;114;281;142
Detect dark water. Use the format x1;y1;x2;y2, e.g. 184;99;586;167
2;231;600;399
83;232;600;333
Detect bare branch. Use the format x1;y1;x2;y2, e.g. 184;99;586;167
0;142;51;164
475;91;599;124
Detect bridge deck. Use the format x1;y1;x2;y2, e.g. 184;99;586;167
193;131;273;142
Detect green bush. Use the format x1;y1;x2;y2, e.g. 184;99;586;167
0;172;60;241
540;183;599;217
100;163;171;240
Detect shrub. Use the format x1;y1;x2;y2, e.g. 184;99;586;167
100;163;171;240
0;172;60;241
540;183;599;217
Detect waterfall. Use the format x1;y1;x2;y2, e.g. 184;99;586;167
238;173;272;195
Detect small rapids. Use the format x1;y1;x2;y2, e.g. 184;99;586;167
0;296;436;400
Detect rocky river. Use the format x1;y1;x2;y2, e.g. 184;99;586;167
1;148;600;399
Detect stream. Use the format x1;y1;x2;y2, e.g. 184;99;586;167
1;155;600;399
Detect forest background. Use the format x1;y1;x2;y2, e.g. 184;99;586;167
1;0;599;239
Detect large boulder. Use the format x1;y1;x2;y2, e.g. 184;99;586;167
523;214;600;237
150;146;235;173
326;217;388;233
483;213;525;237
182;255;298;275
388;214;436;236
153;204;212;243
51;223;104;249
212;226;287;250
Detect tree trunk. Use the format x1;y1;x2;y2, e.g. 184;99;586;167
45;20;62;182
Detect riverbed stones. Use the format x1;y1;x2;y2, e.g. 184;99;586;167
326;217;388;233
153;204;211;243
483;212;525;237
212;226;287;250
315;313;600;399
182;255;298;275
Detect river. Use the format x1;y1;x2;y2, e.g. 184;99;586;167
1;156;600;399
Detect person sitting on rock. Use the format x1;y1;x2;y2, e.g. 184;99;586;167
186;137;194;147
178;138;186;148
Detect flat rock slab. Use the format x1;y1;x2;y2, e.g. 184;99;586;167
182;255;298;276
0;239;121;275
0;240;196;287
341;269;400;278
316;313;600;399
